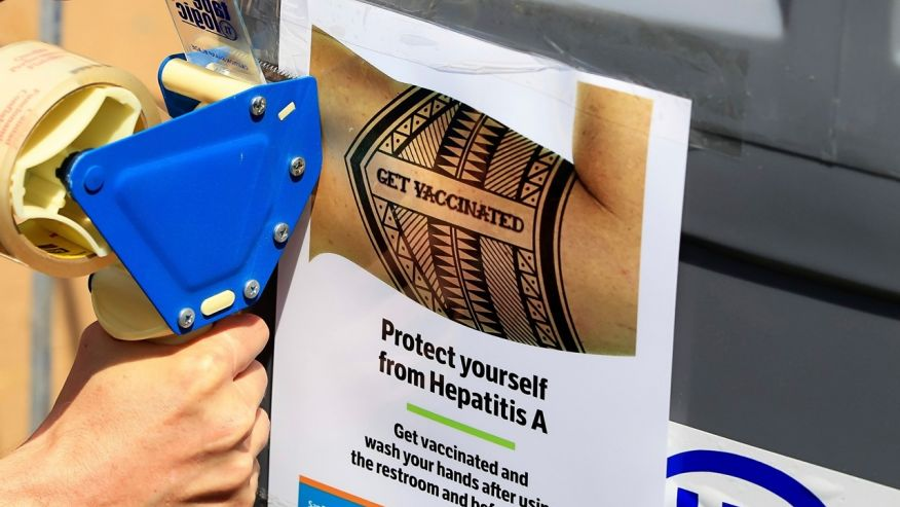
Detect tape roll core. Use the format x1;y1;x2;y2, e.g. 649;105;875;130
0;41;161;277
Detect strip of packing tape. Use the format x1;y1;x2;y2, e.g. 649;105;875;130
0;41;160;277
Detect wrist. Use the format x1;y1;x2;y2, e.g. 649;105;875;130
0;445;45;506
0;435;74;506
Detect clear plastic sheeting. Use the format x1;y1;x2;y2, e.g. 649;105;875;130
324;0;900;302
278;0;312;77
276;0;900;297
239;0;295;78
356;0;898;181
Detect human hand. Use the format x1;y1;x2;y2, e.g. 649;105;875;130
0;313;270;506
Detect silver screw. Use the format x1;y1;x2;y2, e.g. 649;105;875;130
178;308;196;329
244;279;261;300
273;222;290;244
250;96;267;118
289;156;306;178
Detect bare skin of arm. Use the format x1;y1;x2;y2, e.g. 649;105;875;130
0;314;270;506
562;84;652;353
309;31;652;355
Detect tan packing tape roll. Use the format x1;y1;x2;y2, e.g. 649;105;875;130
0;41;161;277
160;57;252;104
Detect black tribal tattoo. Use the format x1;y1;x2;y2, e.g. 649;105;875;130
345;87;584;352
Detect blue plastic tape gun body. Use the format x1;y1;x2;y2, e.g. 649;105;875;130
63;57;321;338
0;2;318;340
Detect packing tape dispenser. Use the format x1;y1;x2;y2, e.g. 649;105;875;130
0;35;321;341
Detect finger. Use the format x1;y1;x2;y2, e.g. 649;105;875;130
246;408;271;457
237;460;262;507
249;459;261;496
233;360;268;407
193;313;270;377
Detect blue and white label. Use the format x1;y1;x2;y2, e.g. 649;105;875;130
666;423;900;506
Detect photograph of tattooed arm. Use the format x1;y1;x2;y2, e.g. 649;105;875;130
309;30;653;356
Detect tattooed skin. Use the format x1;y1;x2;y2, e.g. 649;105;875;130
346;89;582;351
310;30;652;356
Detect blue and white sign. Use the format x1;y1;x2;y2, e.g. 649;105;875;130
666;423;900;507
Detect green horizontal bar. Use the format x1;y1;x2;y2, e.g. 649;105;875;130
407;403;516;451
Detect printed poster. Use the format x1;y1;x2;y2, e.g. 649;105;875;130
269;1;691;505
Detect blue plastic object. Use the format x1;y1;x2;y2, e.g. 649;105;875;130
66;68;322;335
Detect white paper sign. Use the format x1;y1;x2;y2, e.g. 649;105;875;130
269;1;691;505
270;254;678;506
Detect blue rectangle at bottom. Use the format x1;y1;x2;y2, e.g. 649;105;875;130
299;482;367;507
